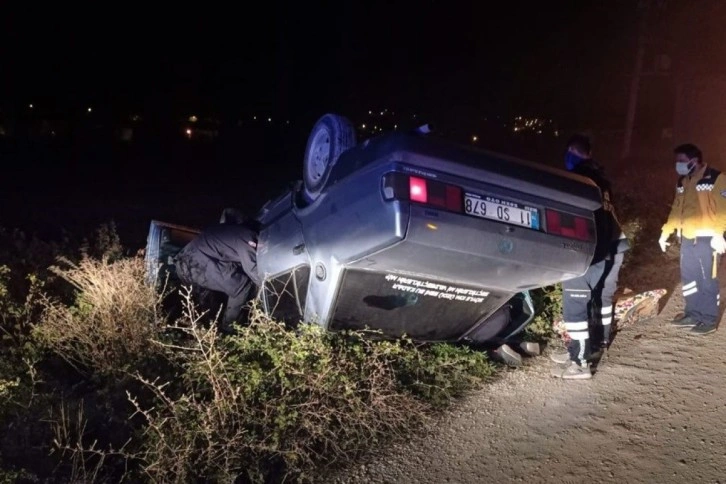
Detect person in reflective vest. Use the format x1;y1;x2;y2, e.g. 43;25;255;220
659;143;726;335
551;134;630;380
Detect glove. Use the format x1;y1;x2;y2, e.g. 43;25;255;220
710;236;726;254
658;233;671;253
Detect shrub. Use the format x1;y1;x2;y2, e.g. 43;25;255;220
524;284;562;342
34;256;165;374
1;265;43;346
0;265;47;483
121;295;494;483
389;340;494;408
1;222;498;483
81;221;125;262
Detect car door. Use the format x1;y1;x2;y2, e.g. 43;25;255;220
256;184;312;326
144;220;200;287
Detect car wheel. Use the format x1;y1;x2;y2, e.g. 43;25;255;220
302;113;356;202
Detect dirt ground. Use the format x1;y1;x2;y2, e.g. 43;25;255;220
328;249;726;484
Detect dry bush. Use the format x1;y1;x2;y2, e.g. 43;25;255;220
128;294;429;482
24;252;493;483
123;292;492;483
35;256;165;374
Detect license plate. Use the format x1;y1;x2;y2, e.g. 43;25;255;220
464;193;540;230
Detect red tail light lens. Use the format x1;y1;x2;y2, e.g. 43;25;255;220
545;209;594;241
383;172;463;213
446;185;463;212
409;176;428;203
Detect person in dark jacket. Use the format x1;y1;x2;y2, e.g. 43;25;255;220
174;216;261;333
551;134;631;380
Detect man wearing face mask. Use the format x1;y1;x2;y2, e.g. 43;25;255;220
551;134;630;380
659;143;726;335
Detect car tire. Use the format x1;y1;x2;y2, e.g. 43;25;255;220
302;113;356;203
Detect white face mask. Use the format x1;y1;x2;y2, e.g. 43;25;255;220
675;160;695;176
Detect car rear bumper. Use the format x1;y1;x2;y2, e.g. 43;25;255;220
349;204;594;292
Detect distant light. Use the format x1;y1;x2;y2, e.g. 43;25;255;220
514;127;519;132
253;116;257;120
286;120;290;124
394;124;398;129
380;111;384;115
368;110;372;115
28;104;34;109
361;124;366;129
472;135;478;142
268;117;272;122
185;128;192;137
87;107;92;113
189;115;198;123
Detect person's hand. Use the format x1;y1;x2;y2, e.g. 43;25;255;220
658;234;671;253
711;236;726;255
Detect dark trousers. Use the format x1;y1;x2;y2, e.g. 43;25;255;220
562;253;624;365
681;237;720;325
175;256;255;329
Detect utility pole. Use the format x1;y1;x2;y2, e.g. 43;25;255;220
621;1;650;160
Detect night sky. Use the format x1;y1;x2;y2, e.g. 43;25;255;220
1;0;726;241
1;1;654;124
2;0;725;132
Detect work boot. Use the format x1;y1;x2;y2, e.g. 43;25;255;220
551;360;592;380
690;321;717;335
549;351;570;365
671;313;697;328
551;344;603;364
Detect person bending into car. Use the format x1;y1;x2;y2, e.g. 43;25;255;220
551;134;630;380
174;217;261;334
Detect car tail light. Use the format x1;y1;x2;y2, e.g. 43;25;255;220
383;173;463;212
545;209;594;241
409;176;428;203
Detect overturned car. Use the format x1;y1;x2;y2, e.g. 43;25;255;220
146;114;602;344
